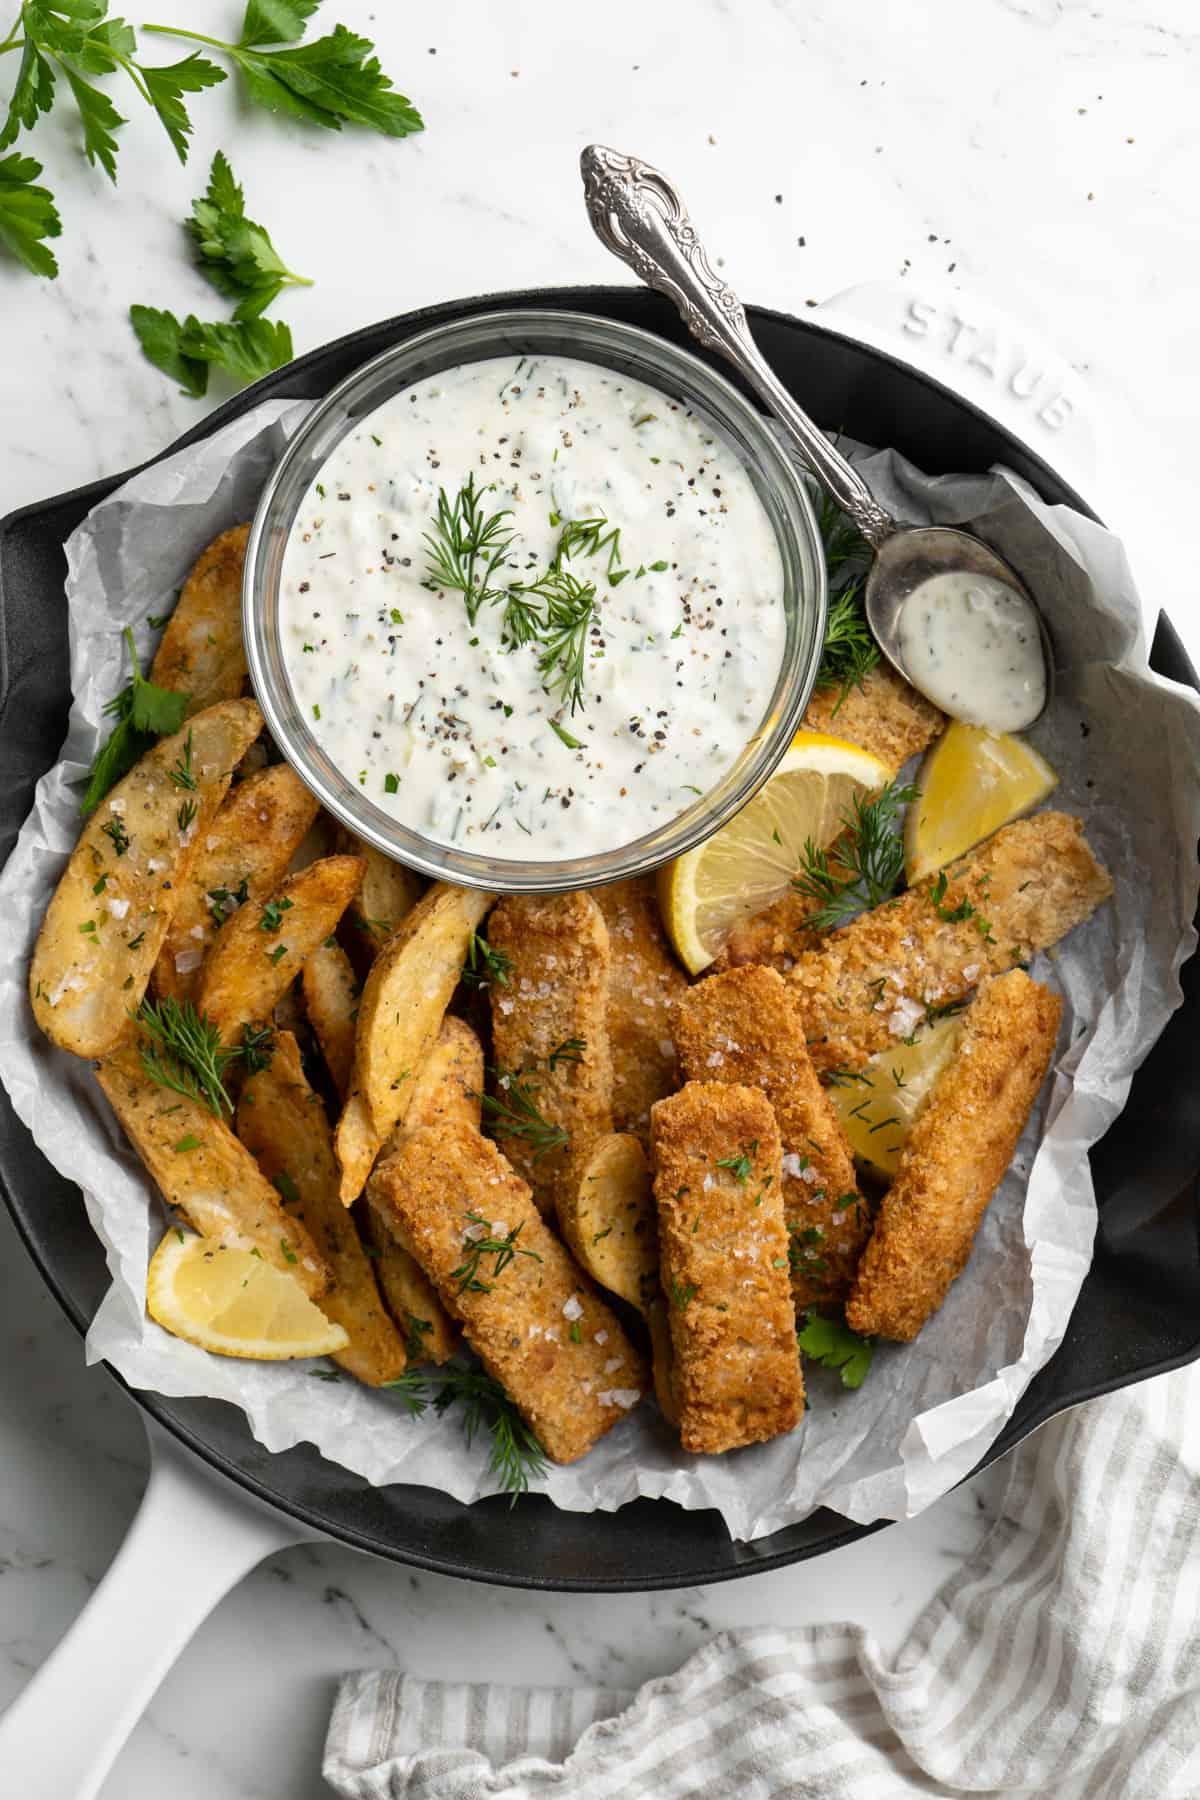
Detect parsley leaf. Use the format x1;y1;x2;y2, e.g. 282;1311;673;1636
0;36;56;152
187;149;312;320
57;61;126;183
797;1310;875;1389
141;19;423;139
0;151;61;277
139;52;226;162
81;625;189;814
129;305;293;395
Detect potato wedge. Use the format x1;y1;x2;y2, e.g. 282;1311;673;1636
562;1132;677;1423
31;698;263;1057
95;1043;328;1297
150;525;250;715
237;1033;407;1385
195;854;365;1043
154;764;321;1003
302;938;360;1098
336;828;424;965
334;883;493;1204
359;1206;460;1364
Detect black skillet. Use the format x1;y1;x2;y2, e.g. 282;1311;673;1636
0;287;1197;1792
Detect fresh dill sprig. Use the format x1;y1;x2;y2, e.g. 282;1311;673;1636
422;474;516;624
814;488;870;585
477;1064;568;1160
382;1363;549;1503
238;1022;275;1076
461;931;512;990
135;995;237;1117
814;582;881;714
792;779;917;931
548;1036;586;1070
553;512;628;586
168;728;197;790
451;1211;542;1295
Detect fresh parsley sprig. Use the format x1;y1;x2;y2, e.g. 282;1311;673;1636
383;1363;548;1504
792;779;917;931
142;7;424;140
81;625;189;815
0;149;59;275
130;304;294;398
797;1310;875;1390
187;148;311;320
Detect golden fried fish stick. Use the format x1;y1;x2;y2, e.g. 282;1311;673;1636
651;1082;803;1454
591;877;688;1144
674;967;870;1307
789;811;1111;1076
847;970;1061;1341
237;1033;407;1386
371;1126;646;1463
487;892;613;1218
361;1017;484;1365
800;661;945;772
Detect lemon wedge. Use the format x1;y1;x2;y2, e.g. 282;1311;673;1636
828;1012;965;1181
146;1231;349;1361
905;721;1057;886
658;733;891;974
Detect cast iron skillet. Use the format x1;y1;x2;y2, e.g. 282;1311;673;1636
2;286;1198;1592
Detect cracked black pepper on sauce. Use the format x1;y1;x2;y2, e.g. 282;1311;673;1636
280;355;785;858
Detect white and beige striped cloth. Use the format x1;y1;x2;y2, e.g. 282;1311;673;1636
324;1363;1200;1798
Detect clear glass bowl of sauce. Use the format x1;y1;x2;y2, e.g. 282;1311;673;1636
243;309;826;893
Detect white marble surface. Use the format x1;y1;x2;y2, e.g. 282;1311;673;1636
1;1;1196;1794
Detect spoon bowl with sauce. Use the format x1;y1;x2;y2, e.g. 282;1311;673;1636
580;144;1051;734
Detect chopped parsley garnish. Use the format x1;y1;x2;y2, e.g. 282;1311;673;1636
207;875;249;928
260;896;294;932
280;1237;298;1265
273;1171;300;1206
383;771;400;794
671;1278;698;1311
715;1140;757;1184
174;1134;201;1153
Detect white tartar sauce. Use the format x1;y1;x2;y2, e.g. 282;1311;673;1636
278;355;784;859
897;570;1046;731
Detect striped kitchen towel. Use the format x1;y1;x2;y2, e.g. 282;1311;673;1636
324;1362;1200;1798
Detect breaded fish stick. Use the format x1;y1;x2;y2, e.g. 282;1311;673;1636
714;667;945;975
651;1082;803;1454
789;811;1111;1076
674;967;871;1307
371;1125;646;1463
847;970;1061;1341
800;661;945;772
362;1017;483;1365
487;892;613;1218
591;877;688;1143
237;1033;407;1386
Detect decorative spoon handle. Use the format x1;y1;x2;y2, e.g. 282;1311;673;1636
580;143;897;548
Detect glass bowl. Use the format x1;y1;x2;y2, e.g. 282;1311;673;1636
243;308;826;892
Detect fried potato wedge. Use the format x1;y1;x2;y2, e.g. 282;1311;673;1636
195;854;365;1043
562;1131;677;1423
237;1033;407;1385
150;525;250;714
302;938;360;1098
334;883;493;1205
372;1125;647;1463
335;828;424;965
154;764;321;1003
31;698;263;1057
359;1205;460;1365
95;1042;327;1296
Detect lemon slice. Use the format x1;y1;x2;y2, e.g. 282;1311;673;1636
828;1012;965;1181
905;721;1057;886
659;733;890;974
147;1231;349;1361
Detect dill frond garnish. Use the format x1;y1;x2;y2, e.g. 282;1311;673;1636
792;779;917;930
461;932;513;990
477;1064;569;1161
814;582;881;714
135;995;237;1117
382;1363;549;1503
422;473;516;625
451;1211;543;1295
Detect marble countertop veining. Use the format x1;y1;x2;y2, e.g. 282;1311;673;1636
1;1;1196;1794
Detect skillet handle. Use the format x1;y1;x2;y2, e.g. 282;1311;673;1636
0;1414;309;1799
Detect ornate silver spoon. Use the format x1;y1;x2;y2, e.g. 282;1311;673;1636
580;144;1050;733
